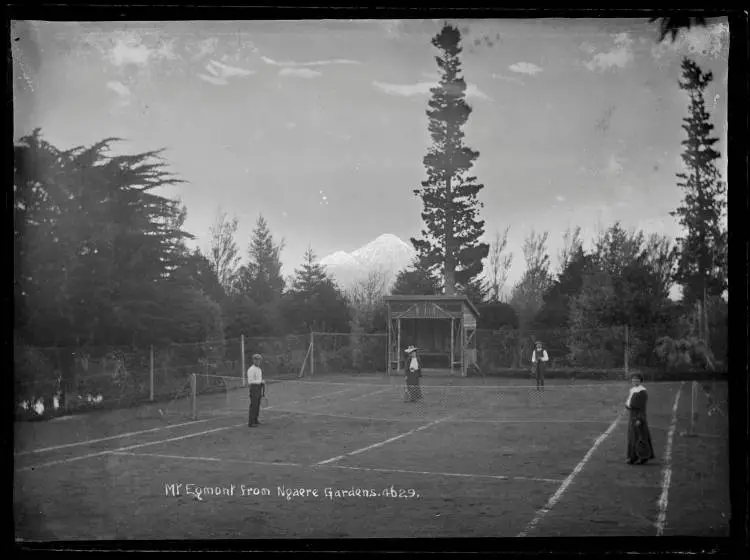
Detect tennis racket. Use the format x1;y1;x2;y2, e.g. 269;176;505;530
260;383;269;408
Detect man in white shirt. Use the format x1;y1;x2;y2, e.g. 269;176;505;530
531;341;549;392
247;354;266;427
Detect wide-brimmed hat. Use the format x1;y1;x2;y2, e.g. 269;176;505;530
252;353;263;360
404;346;419;354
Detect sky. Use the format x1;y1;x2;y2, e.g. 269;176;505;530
12;18;729;293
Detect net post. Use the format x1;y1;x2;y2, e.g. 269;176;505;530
149;345;154;402
299;340;311;378
191;373;197;420
241;335;246;387
689;380;697;436
310;331;315;377
624;325;629;378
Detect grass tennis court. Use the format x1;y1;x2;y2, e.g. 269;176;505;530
14;375;729;540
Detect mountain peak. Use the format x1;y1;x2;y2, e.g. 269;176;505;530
321;234;416;290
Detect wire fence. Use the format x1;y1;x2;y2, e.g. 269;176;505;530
14;325;724;420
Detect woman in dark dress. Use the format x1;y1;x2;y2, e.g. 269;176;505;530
403;346;423;403
625;373;656;465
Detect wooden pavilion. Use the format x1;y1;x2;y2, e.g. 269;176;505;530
384;295;480;377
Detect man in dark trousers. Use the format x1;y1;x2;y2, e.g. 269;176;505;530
246;354;266;427
531;341;548;392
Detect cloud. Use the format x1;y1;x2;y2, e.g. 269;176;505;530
279;67;322;78
509;62;543;76
106;80;131;98
373;80;491;100
192;37;218;59
206;59;255;78
579;42;597;55
465;84;491;100
198;60;255;85
584;32;634;72
651;22;729;60
198;73;228;86
261;56;359;67
206;60;255;78
555;195;566;202
381;20;404;39
155;39;178;61
374;81;434;97
604;153;624;176
109;38;151;67
492;72;525;86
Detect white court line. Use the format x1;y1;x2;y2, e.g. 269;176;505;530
14;418;218;456
320;464;563;484
656;382;684;536
455;418;613;425
265;409;422;423
316;416;452;466
199;408;616;426
111;451;301;467
348;387;393;402
308;386;363;401
517;413;622;537
16;422;246;473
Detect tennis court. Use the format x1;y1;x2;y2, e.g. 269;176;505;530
14;375;729;540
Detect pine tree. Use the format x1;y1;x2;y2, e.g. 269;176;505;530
391;258;441;296
237;214;285;303
291;246;328;295
411;23;489;295
283;247;350;333
460;277;489;306
670;58;727;305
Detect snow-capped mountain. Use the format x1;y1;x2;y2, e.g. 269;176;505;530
321;234;416;290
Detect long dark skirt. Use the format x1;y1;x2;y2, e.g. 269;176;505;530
404;371;422;402
248;384;262;426
627;413;655;463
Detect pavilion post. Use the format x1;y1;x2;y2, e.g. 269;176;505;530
450;318;455;375
397;318;402;373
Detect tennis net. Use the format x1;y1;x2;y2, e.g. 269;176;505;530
686;380;728;438
174;374;635;423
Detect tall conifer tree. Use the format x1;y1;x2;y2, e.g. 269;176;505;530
670;58;727;304
411;23;489;295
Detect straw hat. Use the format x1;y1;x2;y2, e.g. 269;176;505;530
404;346;419;355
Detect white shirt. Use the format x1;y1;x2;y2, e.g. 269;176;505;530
246;365;263;385
531;349;549;363
626;385;646;407
409;357;419;372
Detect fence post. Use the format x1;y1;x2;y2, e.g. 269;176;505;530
150;345;154;402
310;331;315;377
241;334;246;387
624;325;629;379
191;373;197;420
